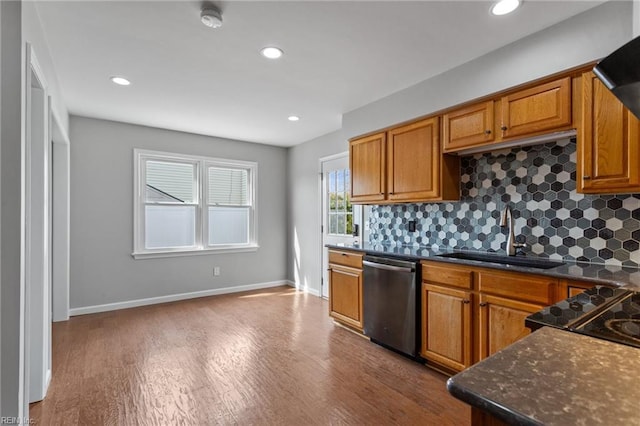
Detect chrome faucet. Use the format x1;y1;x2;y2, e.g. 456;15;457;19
500;205;526;256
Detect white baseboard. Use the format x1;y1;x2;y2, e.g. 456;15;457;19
69;280;289;316
286;280;321;297
45;368;51;394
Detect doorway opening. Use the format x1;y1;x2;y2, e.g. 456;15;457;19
319;153;365;299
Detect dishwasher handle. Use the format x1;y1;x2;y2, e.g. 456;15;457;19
363;260;414;273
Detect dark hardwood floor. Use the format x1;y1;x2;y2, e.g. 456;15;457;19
30;286;470;425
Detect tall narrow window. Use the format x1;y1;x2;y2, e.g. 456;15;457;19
134;150;257;258
327;168;353;236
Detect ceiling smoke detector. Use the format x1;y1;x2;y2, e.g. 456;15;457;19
201;7;223;28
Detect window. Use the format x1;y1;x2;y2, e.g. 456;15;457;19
134;149;257;258
327;168;353;235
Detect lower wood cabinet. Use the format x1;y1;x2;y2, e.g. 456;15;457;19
328;249;364;331
422;283;473;372
477;294;544;360
421;261;560;373
471;408;509;426
560;279;608;298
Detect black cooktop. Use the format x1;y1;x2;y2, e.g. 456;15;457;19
526;286;640;349
574;292;640;348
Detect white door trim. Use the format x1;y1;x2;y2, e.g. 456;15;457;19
25;44;53;403
319;151;356;299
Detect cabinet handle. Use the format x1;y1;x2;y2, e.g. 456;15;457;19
341;253;347;256
500;126;507;131
389;192;394;195
583;176;591;180
479;302;488;307
462;299;471;304
484;130;491;135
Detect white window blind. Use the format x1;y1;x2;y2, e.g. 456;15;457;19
146;160;195;203
208;167;248;205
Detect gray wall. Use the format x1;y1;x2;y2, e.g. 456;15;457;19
69;116;288;309
343;1;632;140
23;1;69;134
287;129;347;294
1;0;26;418
286;1;634;293
0;0;70;416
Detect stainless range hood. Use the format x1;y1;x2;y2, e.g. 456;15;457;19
593;36;640;120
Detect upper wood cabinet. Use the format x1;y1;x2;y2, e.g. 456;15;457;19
443;77;573;153
349;132;386;203
578;71;640;194
388;117;441;201
350;118;459;204
500;77;572;139
442;101;495;152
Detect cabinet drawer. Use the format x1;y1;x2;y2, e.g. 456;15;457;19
328;250;363;269
478;271;556;305
562;279;613;299
422;262;473;289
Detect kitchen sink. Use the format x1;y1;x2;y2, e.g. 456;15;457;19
436;252;564;269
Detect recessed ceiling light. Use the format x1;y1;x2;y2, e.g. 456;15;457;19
110;76;131;86
261;47;284;59
491;0;521;16
288;116;300;122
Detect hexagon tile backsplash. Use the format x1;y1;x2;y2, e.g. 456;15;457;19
368;138;640;267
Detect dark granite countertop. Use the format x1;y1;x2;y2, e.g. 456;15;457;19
325;243;640;290
446;327;640;426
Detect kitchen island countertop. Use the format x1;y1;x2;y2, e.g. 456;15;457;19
446;326;640;426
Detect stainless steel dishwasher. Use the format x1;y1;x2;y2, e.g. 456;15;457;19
363;255;420;358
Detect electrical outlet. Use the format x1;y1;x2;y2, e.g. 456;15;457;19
213;266;220;276
408;220;417;232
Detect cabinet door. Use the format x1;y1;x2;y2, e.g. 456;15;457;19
421;283;472;372
443;101;495;152
387;117;440;201
500;77;572;139
329;264;363;330
478;294;543;360
349;132;386;203
578;72;640;193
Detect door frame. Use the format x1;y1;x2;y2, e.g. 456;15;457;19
25;44;54;403
319;152;364;299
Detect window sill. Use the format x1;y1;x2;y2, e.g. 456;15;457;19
132;244;259;260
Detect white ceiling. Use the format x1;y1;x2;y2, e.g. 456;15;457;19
35;1;606;147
